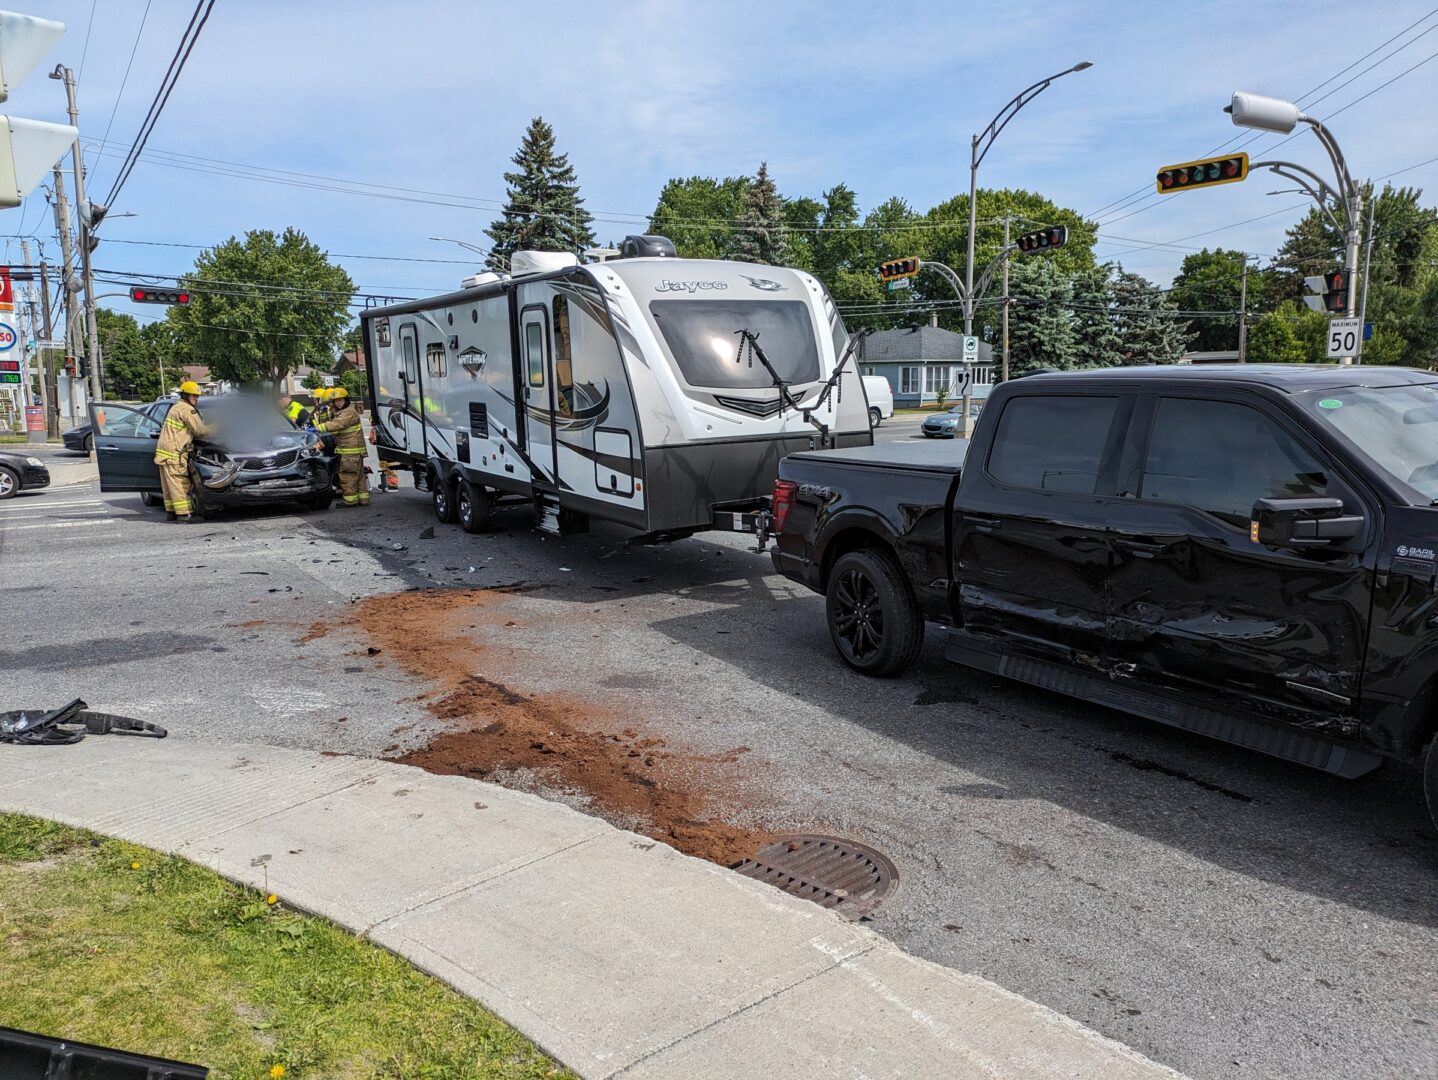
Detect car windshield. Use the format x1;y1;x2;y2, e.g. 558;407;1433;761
1307;384;1438;500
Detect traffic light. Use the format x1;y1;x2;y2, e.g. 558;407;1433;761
878;257;921;281
129;286;190;305
1156;153;1249;194
0;14;79;207
1304;272;1349;314
1015;226;1068;254
63;355;75;377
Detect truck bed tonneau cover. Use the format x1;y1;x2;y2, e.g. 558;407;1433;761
787;440;967;473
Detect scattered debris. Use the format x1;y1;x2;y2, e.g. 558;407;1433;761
1;700;168;745
419;527;435;539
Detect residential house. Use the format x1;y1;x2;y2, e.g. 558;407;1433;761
856;322;996;409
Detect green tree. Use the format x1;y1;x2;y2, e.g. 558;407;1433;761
783;194;822;271
1070;264;1122;369
301;370;327;390
486;117;594;270
648;176;750;260
1267;210;1338;307
728;162;790;266
338;367;368;399
1111;269;1190;364
1007;258;1076;374
1246;309;1307;363
96;308;162;400
1168;248;1264;353
171;228;354;388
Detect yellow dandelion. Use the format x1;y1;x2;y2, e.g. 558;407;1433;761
130;861;141;870
269;1066;286;1078
265;894;278;905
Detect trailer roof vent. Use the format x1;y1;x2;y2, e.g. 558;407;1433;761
461;271;505;289
510;250;580;276
620;234;677;259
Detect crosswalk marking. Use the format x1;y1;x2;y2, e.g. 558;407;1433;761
0;499;104;512
3;519;121;531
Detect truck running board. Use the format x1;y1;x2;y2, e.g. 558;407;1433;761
944;632;1381;779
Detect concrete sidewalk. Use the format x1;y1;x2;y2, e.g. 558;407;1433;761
0;739;1184;1079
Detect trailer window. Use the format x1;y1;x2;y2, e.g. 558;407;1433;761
650;300;820;390
526;321;545;387
426;342;446;378
553;296;574;414
401;329;418;383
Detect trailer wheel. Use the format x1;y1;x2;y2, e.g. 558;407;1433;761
457;480;491;534
432;475;458;524
869;407;882;427
826;549;923;676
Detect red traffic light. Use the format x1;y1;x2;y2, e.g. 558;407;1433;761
1156;153;1249;194
1016;225;1068;255
878;256;921;281
129;286;191;305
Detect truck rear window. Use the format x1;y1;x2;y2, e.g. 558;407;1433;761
650;299;820;390
988;395;1118;494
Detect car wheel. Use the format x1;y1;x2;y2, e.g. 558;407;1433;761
140;491;160;507
432;475;458;524
0;466;17;500
309;488;334;511
83;433;93;454
869;407;882;428
826;548;923;676
457;480;491;534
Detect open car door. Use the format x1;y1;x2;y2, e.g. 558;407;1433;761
88;402;163;492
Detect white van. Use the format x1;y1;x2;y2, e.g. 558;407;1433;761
862;375;894;426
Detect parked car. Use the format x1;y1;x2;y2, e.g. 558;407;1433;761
0;449;50;499
62;422;93;453
861;376;893;427
89;394;336;513
920;404;966;438
769;364;1438;831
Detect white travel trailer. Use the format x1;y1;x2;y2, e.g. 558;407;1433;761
361;238;872;539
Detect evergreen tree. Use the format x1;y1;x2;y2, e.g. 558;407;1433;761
1070;264;1122;368
1007;258;1076;374
1111;268;1190;364
486;117;594;271
1246;308;1307;363
728;162;790;266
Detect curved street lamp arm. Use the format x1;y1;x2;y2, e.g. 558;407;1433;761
974;246;1017;303
1298;117;1357;203
920;260;969;302
973;64;1090;170
1252;160;1345;230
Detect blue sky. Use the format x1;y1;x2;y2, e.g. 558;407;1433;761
8;0;1438;332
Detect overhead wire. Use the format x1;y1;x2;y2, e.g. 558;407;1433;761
96;0;154;188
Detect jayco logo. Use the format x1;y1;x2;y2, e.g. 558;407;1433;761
655;279;728;293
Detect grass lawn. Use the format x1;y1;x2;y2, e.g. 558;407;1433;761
0;813;574;1079
0;435;58;444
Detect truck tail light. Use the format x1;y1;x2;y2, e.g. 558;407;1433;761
772;478;798;533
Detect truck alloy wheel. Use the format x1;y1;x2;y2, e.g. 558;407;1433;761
825;549;923;676
433;477;458;524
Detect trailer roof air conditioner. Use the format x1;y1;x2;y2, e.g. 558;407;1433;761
461;271;505;289
619;234;677;259
510;250;580;276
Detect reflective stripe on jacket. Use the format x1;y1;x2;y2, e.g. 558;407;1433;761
320;404;365;454
154;400;214;463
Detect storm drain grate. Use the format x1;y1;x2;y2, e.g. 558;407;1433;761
732;834;898;919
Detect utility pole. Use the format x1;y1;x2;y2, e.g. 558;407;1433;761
1355;199;1378;364
1237;257;1249;363
21;239;50;439
39;259;59;437
1001;216;1012;382
53;65;102;400
50;162;80;430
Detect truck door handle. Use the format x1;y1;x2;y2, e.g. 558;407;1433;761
967;515;1002;533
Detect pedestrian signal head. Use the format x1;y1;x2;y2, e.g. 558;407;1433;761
178;380;201;396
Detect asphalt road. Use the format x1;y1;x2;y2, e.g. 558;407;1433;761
2;473;1435;1080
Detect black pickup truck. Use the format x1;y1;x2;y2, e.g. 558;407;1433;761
770;365;1438;826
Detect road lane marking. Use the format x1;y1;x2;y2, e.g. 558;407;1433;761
2;519;125;530
0;499;105;511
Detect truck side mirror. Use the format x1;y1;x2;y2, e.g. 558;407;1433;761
1251;497;1364;547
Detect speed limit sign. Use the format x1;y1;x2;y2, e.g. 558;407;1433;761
1326;317;1361;358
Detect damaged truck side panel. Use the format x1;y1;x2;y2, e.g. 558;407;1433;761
771;365;1438;827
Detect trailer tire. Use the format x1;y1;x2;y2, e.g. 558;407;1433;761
826;548;923;676
869;407;882;428
432;474;458;524
457;480;491;534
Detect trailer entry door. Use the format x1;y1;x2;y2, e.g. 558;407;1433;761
397;322;426;455
521;305;558;488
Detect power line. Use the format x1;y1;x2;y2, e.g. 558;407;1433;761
75;0;97;80
99;236;483;265
97;0;154;188
105;0;216;209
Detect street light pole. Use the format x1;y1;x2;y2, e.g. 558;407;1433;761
963;61;1092;337
429;236;489;257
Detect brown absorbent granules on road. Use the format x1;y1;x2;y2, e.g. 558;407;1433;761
356;587;773;867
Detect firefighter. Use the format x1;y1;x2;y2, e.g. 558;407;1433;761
317;387;368;507
279;392;311;427
155;380;215;523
